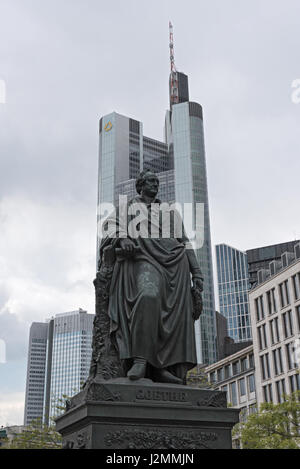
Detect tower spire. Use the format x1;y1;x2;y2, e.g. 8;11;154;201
169;21;179;106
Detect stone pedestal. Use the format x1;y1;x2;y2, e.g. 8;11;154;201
55;378;239;449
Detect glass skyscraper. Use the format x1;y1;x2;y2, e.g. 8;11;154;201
216;244;251;343
24;322;48;425
97;69;216;364
43;309;94;423
24;309;94;426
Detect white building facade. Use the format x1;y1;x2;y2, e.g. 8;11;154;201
249;246;300;405
205;345;257;420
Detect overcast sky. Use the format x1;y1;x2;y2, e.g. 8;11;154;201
0;0;299;426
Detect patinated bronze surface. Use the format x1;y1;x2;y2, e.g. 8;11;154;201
86;170;203;386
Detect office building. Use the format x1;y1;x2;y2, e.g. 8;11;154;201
216;244;251;343
24;322;48;425
43;309;94;423
215;311;252;360
24;309;94;426
206;315;255;448
205;344;257;443
247;240;300;288
215;241;300;344
97;30;216;364
249;242;300;405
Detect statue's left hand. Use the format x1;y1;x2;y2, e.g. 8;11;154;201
192;276;203;292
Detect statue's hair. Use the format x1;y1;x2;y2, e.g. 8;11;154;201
135;169;158;194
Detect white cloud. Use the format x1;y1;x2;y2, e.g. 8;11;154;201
0;391;25;427
0;196;95;363
0;195;95;311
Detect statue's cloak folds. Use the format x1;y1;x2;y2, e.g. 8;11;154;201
100;196;198;380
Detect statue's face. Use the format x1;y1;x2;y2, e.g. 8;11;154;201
142;173;159;197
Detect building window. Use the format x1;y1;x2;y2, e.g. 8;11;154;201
289;374;300;393
255;296;265;321
249;354;254;368
231;381;237;405
268;383;273;402
224;365;232;379
282;310;294;338
260;353;271;380
241;357;248;372
232;361;240;376
217;367;224;382
269;319;274;345
279;280;290;308
258;326;262;350
258;325;268;350
296;305;300;333
262;384;273;403
285;342;297;370
276;379;286;403
263;384;273;403
267;288;277;315
263;386;269;402
273;347;284;375
239;378;246;396
248;374;256;394
249;404;257;414
269;317;280;345
292;273;300;300
262;324;268;348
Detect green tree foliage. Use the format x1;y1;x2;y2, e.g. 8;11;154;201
0;390;80;449
186;365;216;389
0;435;9;448
233;391;300;449
0;418;62;449
50;392;74;422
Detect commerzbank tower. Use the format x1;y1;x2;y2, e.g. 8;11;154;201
96;23;217;364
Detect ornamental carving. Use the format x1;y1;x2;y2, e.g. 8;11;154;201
62;430;90;450
84;246;123;386
197;392;227;408
104;429;218;449
86;383;121;402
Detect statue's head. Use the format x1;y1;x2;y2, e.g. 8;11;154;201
136;169;159;198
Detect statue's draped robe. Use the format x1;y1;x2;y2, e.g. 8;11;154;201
100;196;198;381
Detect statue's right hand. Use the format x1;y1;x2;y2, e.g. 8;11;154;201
119;238;136;253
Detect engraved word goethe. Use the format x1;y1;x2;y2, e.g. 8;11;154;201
0;79;6;104
291;79;300;104
135;389;188;402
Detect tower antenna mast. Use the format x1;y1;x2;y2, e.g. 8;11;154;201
169;21;179;106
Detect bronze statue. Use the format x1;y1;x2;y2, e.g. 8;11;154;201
87;170;203;386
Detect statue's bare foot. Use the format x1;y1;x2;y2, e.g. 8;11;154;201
127;358;147;380
155;369;183;385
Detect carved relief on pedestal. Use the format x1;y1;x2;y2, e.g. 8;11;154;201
104;429;218;449
197;392;227;408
